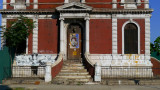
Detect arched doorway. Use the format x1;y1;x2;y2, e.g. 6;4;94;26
67;24;82;61
124;23;138;54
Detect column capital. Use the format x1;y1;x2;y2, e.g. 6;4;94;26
85;17;90;20
59;17;64;21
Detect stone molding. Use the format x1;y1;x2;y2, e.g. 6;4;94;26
112;14;118;55
32;17;38;53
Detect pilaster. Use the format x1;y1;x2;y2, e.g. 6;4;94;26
144;0;149;9
32;17;38;53
145;15;151;60
1;17;7;48
3;0;7;9
112;0;117;9
34;0;38;9
112;15;118;55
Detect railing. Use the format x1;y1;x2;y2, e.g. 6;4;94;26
12;66;45;78
101;66;160;79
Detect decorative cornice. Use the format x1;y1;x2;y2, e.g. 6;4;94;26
0;9;56;14
0;8;153;14
92;8;153;14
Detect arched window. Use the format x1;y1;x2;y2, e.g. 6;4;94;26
124;23;138;54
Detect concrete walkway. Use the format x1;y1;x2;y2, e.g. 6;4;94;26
1;84;160;90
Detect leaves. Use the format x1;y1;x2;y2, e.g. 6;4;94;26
151;36;160;55
0;15;35;48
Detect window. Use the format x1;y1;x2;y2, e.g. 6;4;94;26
124;23;138;54
121;0;141;9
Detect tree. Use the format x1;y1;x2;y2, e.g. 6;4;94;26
150;36;160;55
1;15;35;54
154;36;160;54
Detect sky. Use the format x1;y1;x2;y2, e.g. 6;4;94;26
0;0;159;48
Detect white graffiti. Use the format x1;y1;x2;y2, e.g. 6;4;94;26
15;54;56;66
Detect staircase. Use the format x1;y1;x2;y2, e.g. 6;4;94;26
52;60;92;85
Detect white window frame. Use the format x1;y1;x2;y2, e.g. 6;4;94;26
122;20;140;55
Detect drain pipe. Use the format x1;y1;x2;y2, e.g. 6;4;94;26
94;63;101;82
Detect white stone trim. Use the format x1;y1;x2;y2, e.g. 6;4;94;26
1;17;6;48
81;0;86;3
112;0;117;9
88;54;152;67
26;38;28;54
32;17;38;53
34;0;38;9
64;0;68;3
145;15;151;57
3;0;7;9
144;0;149;9
112;15;117;55
85;16;90;53
59;17;65;53
122;19;140;55
56;2;92;12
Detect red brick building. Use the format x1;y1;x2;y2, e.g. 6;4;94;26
0;0;153;81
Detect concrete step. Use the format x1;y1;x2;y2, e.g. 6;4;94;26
56;75;91;79
61;69;87;72
62;66;85;70
63;64;83;67
58;72;89;76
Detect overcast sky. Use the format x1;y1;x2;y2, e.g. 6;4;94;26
0;0;159;48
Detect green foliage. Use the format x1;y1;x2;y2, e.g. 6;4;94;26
151;36;160;55
1;15;35;48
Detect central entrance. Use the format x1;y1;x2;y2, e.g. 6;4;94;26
67;24;82;60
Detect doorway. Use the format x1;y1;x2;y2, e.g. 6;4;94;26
67;24;82;60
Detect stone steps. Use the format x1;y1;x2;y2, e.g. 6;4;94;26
52;60;92;84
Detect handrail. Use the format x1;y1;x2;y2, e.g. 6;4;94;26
84;52;94;67
51;52;63;67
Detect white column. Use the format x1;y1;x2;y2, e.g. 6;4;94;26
60;17;64;53
112;0;117;9
145;15;151;60
34;0;38;9
144;0;149;9
85;17;90;53
3;0;7;9
32;17;38;53
1;17;6;48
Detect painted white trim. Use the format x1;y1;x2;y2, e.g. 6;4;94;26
32;17;38;53
144;0;149;9
145;16;150;56
3;0;7;9
1;17;6;48
85;16;90;53
59;17;64;53
26;38;28;54
34;0;38;9
122;20;140;55
112;0;117;9
112;15;117;55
